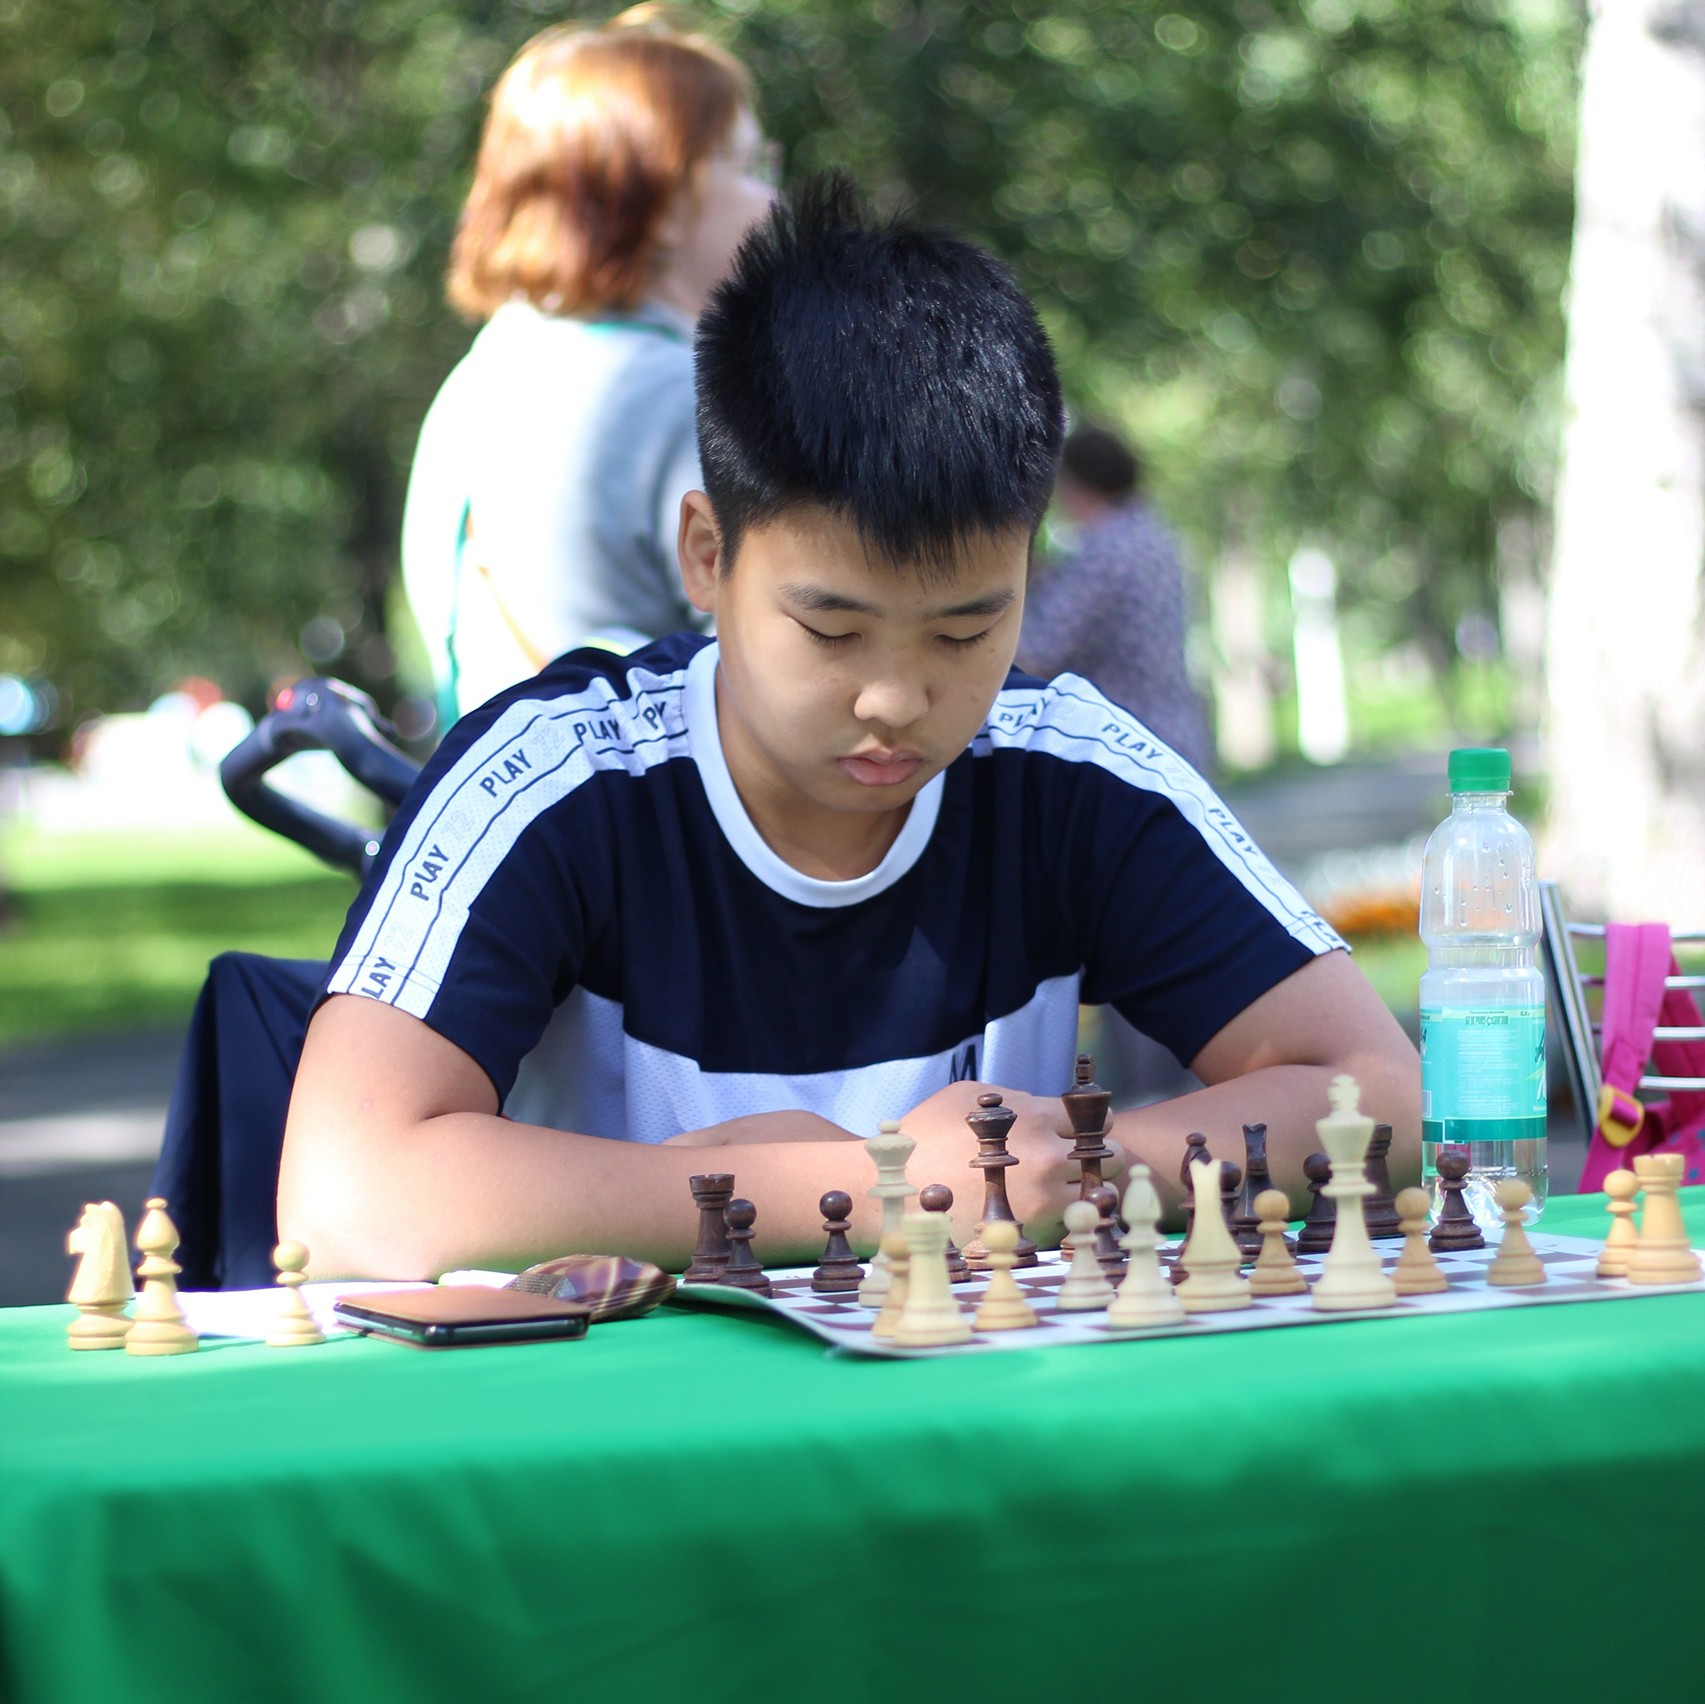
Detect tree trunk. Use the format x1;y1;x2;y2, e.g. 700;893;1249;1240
1545;0;1705;918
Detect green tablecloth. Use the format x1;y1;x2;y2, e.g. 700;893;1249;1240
4;1190;1704;1704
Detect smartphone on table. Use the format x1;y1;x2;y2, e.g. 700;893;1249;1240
333;1287;591;1348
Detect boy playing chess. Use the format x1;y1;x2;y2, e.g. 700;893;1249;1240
281;175;1420;1278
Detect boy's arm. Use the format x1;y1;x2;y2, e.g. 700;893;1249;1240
278;995;1083;1278
1109;949;1420;1223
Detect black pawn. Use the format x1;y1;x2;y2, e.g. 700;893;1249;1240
919;1183;972;1283
1235;1122;1288;1257
810;1190;864;1294
1295;1152;1337;1256
683;1172;735;1282
720;1198;773;1295
1089;1184;1126;1279
1219;1159;1243;1237
1364;1122;1402;1239
1429;1147;1485;1253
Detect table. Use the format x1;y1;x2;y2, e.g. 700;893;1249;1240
5;1189;1704;1704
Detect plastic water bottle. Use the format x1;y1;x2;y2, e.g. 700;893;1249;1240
1419;747;1546;1233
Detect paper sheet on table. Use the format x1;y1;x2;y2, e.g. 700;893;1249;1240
178;1271;514;1340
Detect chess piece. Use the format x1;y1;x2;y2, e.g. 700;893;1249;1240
719;1199;773;1295
919;1183;972;1283
1428;1147;1486;1253
1294;1152;1337;1255
1595;1168;1641;1278
1219;1160;1243;1241
1088;1183;1126;1279
1626;1153;1705;1285
1233;1123;1277;1262
1176;1154;1252;1312
1107;1167;1186;1329
682;1173;736;1282
971;1220;1039;1331
811;1190;865;1293
1055;1200;1116;1310
1172;1135;1214;1285
1248;1189;1308;1297
266;1241;326;1347
1059;1053;1114;1251
858;1121;918;1306
1390;1187;1448;1295
892;1211;973;1347
1311;1076;1398;1312
125;1197;198;1356
870;1230;912;1339
1486;1179;1546;1286
66;1201;134;1350
963;1092;1037;1270
1364;1123;1402;1239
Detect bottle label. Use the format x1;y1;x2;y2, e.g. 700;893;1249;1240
1419;1005;1547;1144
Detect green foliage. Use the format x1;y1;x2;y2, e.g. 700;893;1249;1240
0;0;1581;728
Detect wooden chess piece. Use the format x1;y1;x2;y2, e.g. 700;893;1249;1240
125;1197;198;1356
1055;1200;1116;1310
1486;1179;1546;1286
963;1092;1037;1271
972;1220;1039;1332
1311;1076;1398;1312
266;1241;326;1347
892;1211;972;1347
1596;1168;1641;1278
1391;1187;1449;1295
1108;1167;1186;1328
1626;1153;1705;1285
1233;1123;1278;1262
811;1190;865;1293
1364;1122;1402;1239
66;1200;133;1349
858;1121;918;1306
1172;1136;1214;1285
1294;1152;1337;1255
1176;1155;1252;1312
870;1230;912;1339
1428;1147;1486;1253
1219;1159;1244;1244
1248;1189;1308;1297
682;1173;736;1282
719;1199;773;1295
1088;1183;1126;1279
1059;1053;1114;1251
919;1183;972;1283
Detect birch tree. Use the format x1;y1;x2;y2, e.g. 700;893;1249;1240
1545;0;1705;916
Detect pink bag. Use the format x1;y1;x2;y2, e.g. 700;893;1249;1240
1578;923;1705;1192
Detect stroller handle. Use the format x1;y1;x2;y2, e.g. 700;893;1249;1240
220;678;421;877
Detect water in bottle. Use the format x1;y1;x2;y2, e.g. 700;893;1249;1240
1419;747;1546;1233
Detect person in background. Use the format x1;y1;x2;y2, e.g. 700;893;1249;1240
403;6;776;727
1017;423;1214;776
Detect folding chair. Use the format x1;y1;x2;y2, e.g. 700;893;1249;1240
1537;879;1705;1141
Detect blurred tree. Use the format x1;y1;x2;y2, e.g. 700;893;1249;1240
1544;0;1705;917
0;0;1580;742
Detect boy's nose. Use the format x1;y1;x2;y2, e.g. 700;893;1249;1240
854;671;928;732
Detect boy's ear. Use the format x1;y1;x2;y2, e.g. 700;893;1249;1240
677;490;723;614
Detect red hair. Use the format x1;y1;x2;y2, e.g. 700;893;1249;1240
448;7;752;321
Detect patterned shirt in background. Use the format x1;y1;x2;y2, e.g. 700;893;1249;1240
1018;498;1215;776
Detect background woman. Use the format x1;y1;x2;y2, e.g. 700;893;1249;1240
402;6;775;725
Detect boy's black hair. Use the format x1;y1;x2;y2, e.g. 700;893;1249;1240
694;172;1064;574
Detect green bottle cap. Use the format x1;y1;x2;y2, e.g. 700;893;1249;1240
1448;747;1511;793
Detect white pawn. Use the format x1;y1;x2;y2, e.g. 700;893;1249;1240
870;1230;912;1340
972;1220;1039;1331
266;1241;326;1347
1390;1187;1448;1296
1055;1200;1116;1310
125;1197;198;1357
1486;1178;1546;1286
66;1201;134;1349
1247;1189;1308;1298
1107;1167;1185;1328
893;1211;972;1347
1596;1168;1641;1278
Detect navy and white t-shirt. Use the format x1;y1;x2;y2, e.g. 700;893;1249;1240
325;634;1343;1142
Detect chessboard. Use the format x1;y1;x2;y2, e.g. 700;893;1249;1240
666;1231;1705;1358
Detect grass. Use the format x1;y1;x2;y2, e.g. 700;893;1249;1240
0;822;357;1048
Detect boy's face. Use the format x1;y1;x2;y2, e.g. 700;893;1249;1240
679;495;1029;867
